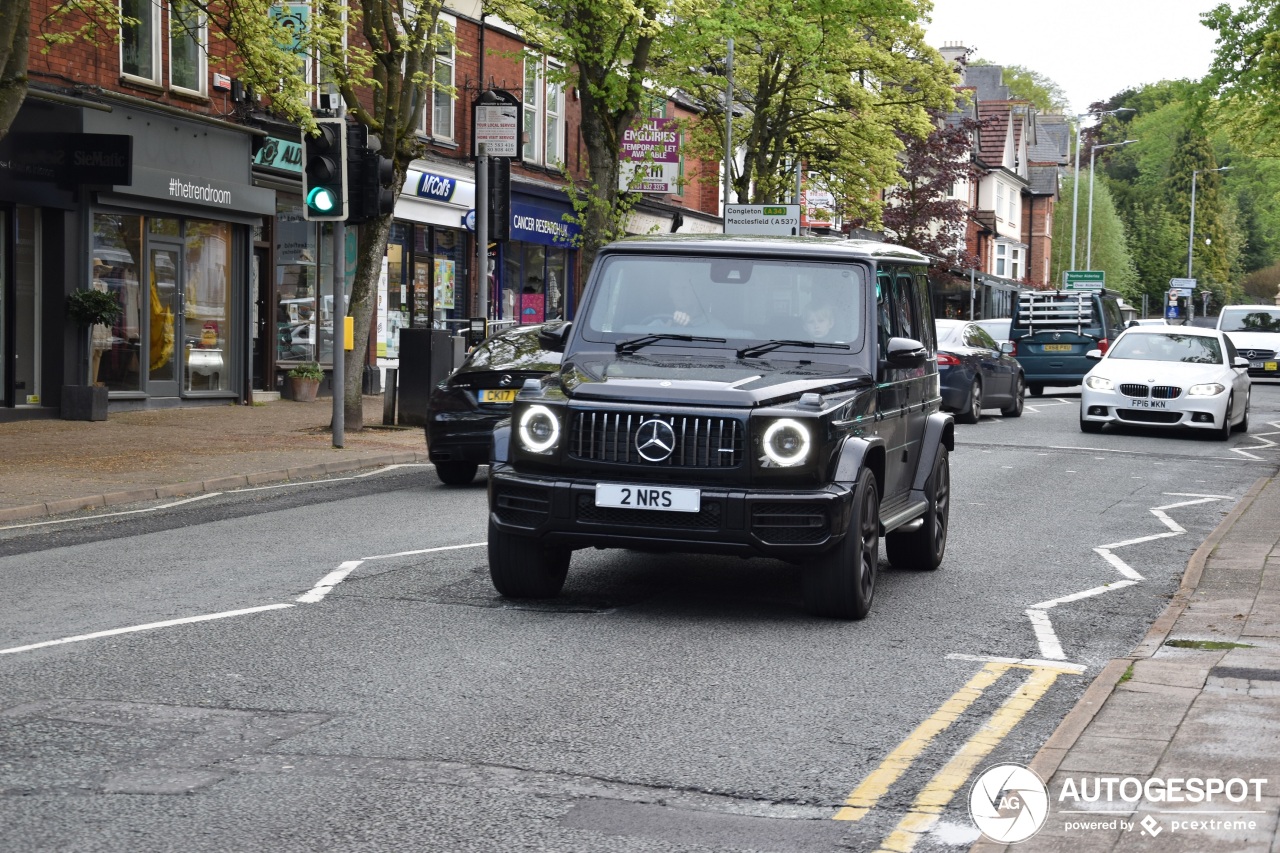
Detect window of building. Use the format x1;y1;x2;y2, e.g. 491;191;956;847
995;182;1006;221
522;56;565;168
994;242;1007;277
1010;247;1021;280
121;0;160;83
169;0;207;95
431;18;455;141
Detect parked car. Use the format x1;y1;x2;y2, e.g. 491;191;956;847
1129;318;1168;327
973;317;1012;347
486;235;955;620
1216;305;1280;378
1079;326;1250;439
935;319;1024;422
1009;289;1128;395
425;322;563;485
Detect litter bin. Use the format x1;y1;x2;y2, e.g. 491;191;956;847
397;328;462;426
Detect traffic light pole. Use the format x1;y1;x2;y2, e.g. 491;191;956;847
331;109;346;448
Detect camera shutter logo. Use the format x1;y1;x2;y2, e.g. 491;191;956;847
635;419;676;462
969;764;1049;843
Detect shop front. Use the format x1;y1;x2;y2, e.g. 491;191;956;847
0;94;272;418
494;191;579;327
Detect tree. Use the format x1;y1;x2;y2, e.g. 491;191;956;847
1202;0;1280;154
488;0;672;282
1050;170;1138;296
881;111;980;267
666;0;956;227
1165;128;1237;302
0;0;29;140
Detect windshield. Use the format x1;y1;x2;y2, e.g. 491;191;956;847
581;254;866;352
1109;333;1223;365
1219;308;1280;333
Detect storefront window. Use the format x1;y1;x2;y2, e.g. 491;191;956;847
500;242;568;325
91;214;145;393
274;201;323;365
184;219;231;391
383;224;408;359
432;227;464;329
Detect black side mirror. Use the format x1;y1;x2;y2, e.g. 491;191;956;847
538;321;572;353
885;336;928;368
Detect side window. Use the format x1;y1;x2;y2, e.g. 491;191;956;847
892;272;916;340
972;327;998;349
876;269;894;359
1223;334;1238;364
914;272;936;352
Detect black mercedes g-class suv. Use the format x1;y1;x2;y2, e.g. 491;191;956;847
486;235;954;619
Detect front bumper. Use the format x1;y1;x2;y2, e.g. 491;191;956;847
1079;388;1228;430
426;410;506;464
488;465;855;560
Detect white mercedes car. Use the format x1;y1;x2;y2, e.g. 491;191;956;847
1079;326;1251;439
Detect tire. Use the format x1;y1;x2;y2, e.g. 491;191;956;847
1001;374;1025;418
956;379;982;424
1080;416;1103;434
1234;391;1250;433
803;468;879;620
886;446;950;571
1216;394;1234;441
1029;384;1044;397
488;519;571;599
435;461;479;486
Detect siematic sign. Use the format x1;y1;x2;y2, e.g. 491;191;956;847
0;133;133;185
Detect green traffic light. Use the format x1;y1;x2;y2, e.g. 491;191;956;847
307;186;338;214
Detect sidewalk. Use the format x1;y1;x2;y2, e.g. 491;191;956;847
0;397;430;522
975;475;1280;852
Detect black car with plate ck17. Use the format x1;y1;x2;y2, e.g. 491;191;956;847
486;235;954;620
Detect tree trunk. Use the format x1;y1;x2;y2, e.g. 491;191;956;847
343;211;395;431
0;0;30;141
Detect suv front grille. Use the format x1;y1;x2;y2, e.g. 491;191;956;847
569;411;744;468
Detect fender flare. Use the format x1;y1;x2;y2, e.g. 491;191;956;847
835;436;886;495
912;412;955;492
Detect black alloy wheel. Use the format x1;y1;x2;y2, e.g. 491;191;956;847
956;379;982;424
803;468;880;620
886;446;950;571
1001;374;1025;417
488;519;572;598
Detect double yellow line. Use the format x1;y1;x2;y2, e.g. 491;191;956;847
833;659;1078;853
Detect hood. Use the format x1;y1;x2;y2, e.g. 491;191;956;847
558;353;872;407
1088;358;1233;386
1221;330;1280;352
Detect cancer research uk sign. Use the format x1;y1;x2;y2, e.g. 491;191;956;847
619;118;681;193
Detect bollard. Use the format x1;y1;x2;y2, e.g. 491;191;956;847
383;367;398;425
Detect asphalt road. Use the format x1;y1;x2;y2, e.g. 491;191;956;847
2;381;1278;853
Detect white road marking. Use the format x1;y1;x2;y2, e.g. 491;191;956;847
0;604;294;655
1050;445;1139;453
1023;493;1232;660
1024;609;1066;660
294;542;485;602
0;493;221;531
945;653;1086;674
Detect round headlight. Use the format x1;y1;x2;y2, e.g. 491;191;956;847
1188;383;1226;396
518;404;560;453
1085;375;1114;391
762;418;810;467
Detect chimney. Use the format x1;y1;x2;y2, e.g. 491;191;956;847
938;42;973;73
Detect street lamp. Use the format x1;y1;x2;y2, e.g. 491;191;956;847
1070;108;1134;273
1188;166;1232;278
1085;139;1138;270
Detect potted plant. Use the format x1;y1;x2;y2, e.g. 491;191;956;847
63;288;124;421
287;362;324;402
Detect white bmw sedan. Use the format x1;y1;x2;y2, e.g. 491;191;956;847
1079;326;1251;439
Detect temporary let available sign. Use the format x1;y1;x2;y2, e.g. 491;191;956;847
619;118;681;193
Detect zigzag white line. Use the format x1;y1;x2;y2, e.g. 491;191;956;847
1024;493;1230;661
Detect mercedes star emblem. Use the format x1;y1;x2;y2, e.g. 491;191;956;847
499;374;513;387
635;419;676;462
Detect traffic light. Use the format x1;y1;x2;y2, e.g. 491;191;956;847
302;117;347;221
348;140;396;224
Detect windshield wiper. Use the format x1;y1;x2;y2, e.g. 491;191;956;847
737;339;850;358
614;333;727;354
